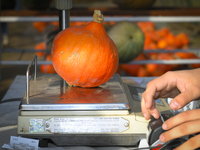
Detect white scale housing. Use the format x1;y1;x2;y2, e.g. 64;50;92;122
18;57;172;146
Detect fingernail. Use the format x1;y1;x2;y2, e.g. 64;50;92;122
152;113;157;119
143;113;147;119
144;114;150;120
160;134;165;142
162;123;167;130
170;101;179;109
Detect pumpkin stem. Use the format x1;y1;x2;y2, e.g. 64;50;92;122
93;10;104;24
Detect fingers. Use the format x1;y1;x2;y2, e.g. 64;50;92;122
160;119;200;142
142;84;157;110
159;109;200;143
171;88;193;110
141;72;179;120
141;97;149;119
143;75;170;109
169;88;199;111
141;79;164;120
141;97;160;120
143;73;171;109
174;134;200;150
162;109;200;131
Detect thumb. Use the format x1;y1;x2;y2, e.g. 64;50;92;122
169;90;193;110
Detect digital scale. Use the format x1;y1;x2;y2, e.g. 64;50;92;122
17;55;173;147
16;0;173;147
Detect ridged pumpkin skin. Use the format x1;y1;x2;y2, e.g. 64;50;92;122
107;21;144;63
51;10;119;87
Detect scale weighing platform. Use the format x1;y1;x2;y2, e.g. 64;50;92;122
17;56;173;147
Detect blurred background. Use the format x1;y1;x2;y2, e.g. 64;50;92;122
1;0;200;100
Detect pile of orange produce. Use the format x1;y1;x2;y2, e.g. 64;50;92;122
34;42;56;74
120;21;200;77
33;21;200;76
40;54;56;74
34;41;46;56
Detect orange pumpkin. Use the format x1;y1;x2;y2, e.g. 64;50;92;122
51;10;119;87
120;64;141;76
175;52;197;59
151;69;165;77
174;36;183;48
157;39;168;49
34;42;46;56
137;65;149;77
120;53;147;76
175;52;200;69
138;21;155;33
144;33;153;46
157;28;170;38
33;22;48;33
176;33;189;45
165;33;176;46
153;53;175;74
146;63;158;74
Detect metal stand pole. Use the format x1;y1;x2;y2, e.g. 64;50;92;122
55;0;72;92
55;0;72;30
0;0;2;80
59;10;70;31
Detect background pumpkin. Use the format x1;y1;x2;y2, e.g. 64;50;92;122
107;21;144;63
40;54;56;74
51;10;119;88
34;42;46;56
120;53;147;76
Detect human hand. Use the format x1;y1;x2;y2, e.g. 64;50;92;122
141;69;200;120
159;109;200;150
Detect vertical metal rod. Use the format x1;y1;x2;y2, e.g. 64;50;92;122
59;10;70;31
26;55;37;98
34;57;37;80
65;10;70;28
62;10;66;30
0;0;2;80
56;0;72;92
59;9;70;91
59;10;63;31
26;69;29;98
